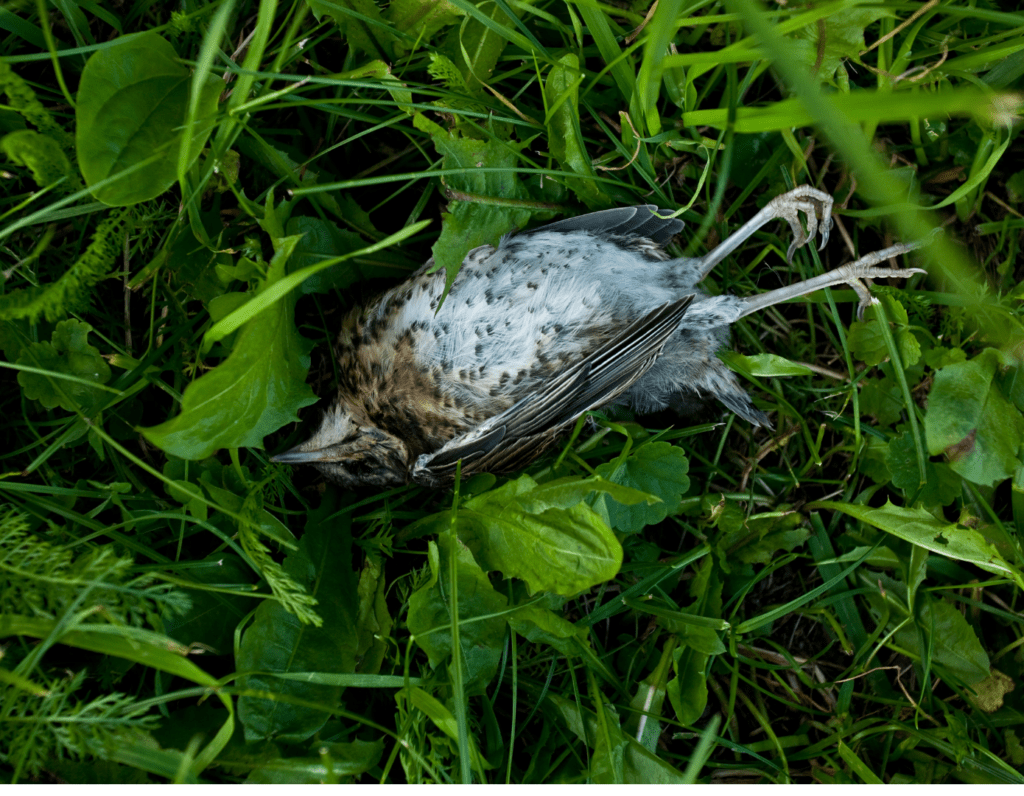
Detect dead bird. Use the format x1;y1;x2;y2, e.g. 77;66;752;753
272;186;926;487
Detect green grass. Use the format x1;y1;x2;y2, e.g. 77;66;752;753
2;0;1023;784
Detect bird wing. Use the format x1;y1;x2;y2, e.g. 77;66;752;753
526;205;684;244
411;295;693;486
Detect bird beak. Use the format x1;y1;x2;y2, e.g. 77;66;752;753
270;445;327;464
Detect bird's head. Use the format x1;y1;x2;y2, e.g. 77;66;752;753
270;402;411;487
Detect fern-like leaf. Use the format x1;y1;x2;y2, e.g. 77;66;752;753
0;505;190;624
0;210;129;323
0;59;74;152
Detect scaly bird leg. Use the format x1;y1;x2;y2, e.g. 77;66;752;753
738;239;930;321
695;186;835;281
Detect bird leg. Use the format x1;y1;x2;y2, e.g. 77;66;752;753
695;186;835;281
737;240;928;321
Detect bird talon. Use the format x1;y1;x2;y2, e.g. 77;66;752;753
775;191;834;261
857;294;881;322
818;216;834;250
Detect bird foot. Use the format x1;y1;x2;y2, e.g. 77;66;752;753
763;186;835;263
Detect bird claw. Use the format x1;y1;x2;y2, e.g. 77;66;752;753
768;187;834;264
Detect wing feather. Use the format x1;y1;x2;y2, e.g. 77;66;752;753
412;296;693;485
528;205;683;245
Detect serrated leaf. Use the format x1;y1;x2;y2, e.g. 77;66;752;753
307;0;396;59
76;32;221;205
141;236;317;459
412;113;533;297
815;499;1024;589
16;319;111;412
897;328;921;367
924;348;1024;486
427;52;470;93
591;442;690;534
456;474;623;596
847;315;888;366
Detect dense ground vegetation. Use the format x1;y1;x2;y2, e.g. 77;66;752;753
1;0;1023;784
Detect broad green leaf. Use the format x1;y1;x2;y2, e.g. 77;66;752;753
507;602;587;657
242;738;384;783
735;525;810;565
237;498;368;743
163;554;253;655
516;474;659;513
354;554;392;675
625;648;672;753
407;537;507;691
860;375;904;427
592;442;691;534
387;0;462;41
924;345;968;370
544;53;606;207
815;500;1024;589
860;572;990;685
655;614;726;655
792;7;886;80
76;33;221;205
412;113;532;297
666;643;709;726
141;235;317;459
719;350;814;378
885;430;961;506
548;694;686;784
925;348;1024;486
457;474;623;596
16;319;111;412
